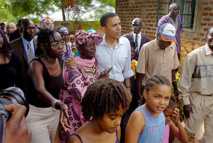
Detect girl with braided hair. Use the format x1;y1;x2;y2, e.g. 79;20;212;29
69;78;131;143
59;29;111;142
125;75;172;143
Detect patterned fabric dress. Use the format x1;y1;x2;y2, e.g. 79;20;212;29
62;43;73;66
58;57;99;143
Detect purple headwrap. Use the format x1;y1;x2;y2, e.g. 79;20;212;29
75;29;103;47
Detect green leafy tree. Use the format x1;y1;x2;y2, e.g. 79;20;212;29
0;0;16;22
98;0;115;7
0;0;115;23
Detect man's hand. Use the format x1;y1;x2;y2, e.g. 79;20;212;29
4;104;31;143
183;104;193;118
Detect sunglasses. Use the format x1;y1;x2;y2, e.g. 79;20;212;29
43;41;66;47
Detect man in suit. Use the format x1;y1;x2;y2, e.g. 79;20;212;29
9;18;24;42
123;18;150;60
9;19;36;79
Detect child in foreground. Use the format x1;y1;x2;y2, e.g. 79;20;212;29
163;97;188;143
125;75;171;143
69;78;131;143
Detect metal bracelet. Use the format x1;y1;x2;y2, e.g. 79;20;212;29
51;99;61;109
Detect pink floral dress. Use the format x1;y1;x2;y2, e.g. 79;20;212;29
58;57;99;143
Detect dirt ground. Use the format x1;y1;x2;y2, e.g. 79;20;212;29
171;122;204;143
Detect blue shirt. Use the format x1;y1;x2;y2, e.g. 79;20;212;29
136;106;165;143
95;35;134;82
22;37;35;59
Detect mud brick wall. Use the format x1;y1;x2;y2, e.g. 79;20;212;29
116;0;213;73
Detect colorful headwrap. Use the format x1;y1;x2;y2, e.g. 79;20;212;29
87;29;96;33
75;29;103;47
57;26;69;34
41;17;54;29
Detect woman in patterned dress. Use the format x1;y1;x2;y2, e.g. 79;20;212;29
58;29;105;143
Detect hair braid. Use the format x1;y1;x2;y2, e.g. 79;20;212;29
81;78;131;121
145;75;171;92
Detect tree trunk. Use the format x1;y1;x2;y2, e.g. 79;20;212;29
61;0;66;21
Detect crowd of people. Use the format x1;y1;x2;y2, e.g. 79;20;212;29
1;2;213;143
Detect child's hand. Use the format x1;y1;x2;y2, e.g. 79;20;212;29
65;58;76;68
172;108;180;123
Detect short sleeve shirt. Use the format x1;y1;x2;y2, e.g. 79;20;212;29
137;39;179;85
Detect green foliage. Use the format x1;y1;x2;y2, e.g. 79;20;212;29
172;72;184;122
0;0;115;23
10;0;60;18
66;0;115;21
98;0;115;7
0;0;61;23
0;0;16;22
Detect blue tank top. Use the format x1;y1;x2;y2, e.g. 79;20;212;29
136;106;165;143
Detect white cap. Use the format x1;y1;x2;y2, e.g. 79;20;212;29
159;23;176;43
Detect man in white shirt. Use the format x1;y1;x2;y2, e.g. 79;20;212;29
95;12;134;90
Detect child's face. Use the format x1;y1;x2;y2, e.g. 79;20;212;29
144;84;171;117
131;46;135;60
96;104;124;134
70;35;75;43
164;108;174;125
61;31;69;43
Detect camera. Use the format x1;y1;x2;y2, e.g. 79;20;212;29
0;87;29;121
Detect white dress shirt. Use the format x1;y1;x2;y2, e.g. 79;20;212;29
95;35;134;82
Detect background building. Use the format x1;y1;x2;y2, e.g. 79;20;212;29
116;0;213;72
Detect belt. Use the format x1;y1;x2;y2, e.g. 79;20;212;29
207;94;213;96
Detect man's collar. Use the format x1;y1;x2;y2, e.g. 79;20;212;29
22;36;33;43
100;35;123;47
99;35;107;45
133;32;141;37
22;36;34;45
154;38;174;51
154;38;160;50
205;44;213;55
